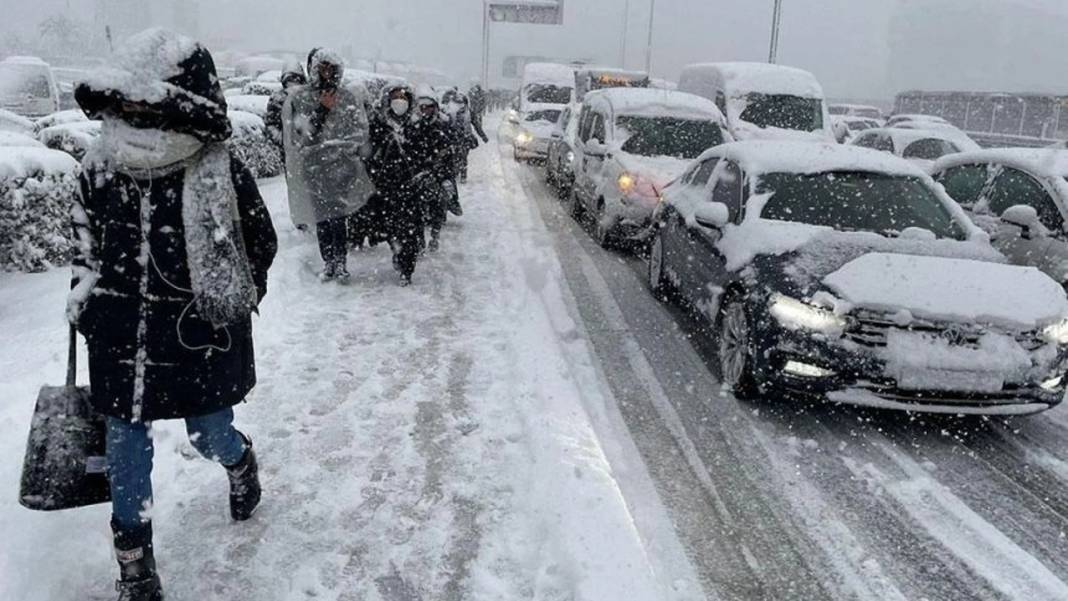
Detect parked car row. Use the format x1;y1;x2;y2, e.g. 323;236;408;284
508;59;1068;418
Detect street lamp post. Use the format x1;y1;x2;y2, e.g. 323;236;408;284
620;0;631;68
768;0;783;64
644;0;656;74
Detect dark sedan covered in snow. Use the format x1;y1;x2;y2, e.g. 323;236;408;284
647;141;1068;415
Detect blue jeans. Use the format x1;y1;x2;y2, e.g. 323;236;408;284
107;408;247;530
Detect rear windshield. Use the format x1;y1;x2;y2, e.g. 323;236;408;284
0;65;51;101
902;138;959;161
757;171;966;240
617;116;724;159
525;84;572;105
740;93;824;132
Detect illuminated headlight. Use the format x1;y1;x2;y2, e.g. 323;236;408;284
769;294;847;335
1042;318;1068;345
784;360;836;378
617;172;637;194
1041;375;1064;391
566;150;575;162
516;131;533;145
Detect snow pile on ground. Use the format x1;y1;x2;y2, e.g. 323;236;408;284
228;110;282;178
0;140;699;600
0;147;80;272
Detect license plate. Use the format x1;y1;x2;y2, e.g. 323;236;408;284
896;369;1004;393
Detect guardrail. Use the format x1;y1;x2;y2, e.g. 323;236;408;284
968;131;1064;149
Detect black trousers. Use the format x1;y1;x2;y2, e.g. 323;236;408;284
382;190;423;279
316;217;348;270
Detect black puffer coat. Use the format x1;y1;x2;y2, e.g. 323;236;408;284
71;29;278;422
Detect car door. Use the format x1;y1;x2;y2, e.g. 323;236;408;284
981;166;1068;279
549;107;570;172
686;160;744;318
579;110;609;209
662;158;718;300
572;106;594;196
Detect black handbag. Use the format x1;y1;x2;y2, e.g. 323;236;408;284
19;325;111;511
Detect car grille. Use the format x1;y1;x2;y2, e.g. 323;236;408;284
845;310;1039;349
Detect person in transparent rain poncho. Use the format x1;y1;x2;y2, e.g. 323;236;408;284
68;28;278;601
283;48;375;282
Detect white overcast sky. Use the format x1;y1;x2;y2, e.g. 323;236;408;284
5;0;1068;99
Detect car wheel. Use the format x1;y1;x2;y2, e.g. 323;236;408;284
718;296;760;399
648;228;672;299
594;200;613;249
568;189;584;221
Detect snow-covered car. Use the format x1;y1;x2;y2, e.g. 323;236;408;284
225;94;270;119
234;56;285;79
0;108;34;135
0;56;60;118
513;107;562;162
851;127;980;169
227;110;283;178
678;62;835;142
829;103;885;121
37;120;101;161
544;103;581;198
647;141;1068;415
33;109;88;132
569;88;731;247
0;146;80;271
241;81;282;96
0;131;44;148
932;148;1068;285
519;62;574;113
831;116;882;143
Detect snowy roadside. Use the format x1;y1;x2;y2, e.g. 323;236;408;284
0;135;703;600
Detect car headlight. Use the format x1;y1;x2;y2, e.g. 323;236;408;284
769;294;847;335
618;172;637;194
1042;318;1068;344
566;150;574;162
516;131;533;144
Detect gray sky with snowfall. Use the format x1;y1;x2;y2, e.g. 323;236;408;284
4;0;1068;98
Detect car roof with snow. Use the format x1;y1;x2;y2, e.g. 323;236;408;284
888;113;949;124
856;127;981;152
583;88;726;122
934;147;1068;178
521;62;575;87
679;62;824;99
695;140;929;178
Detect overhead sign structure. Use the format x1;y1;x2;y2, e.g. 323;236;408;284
482;1;566;86
487;1;564;25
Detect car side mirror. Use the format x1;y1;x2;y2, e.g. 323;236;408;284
694;203;730;229
1001;205;1044;240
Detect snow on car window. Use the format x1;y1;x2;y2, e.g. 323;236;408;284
525;84;572;105
525;109;561;123
0;65;50;101
617;116;724;159
740;93;824;132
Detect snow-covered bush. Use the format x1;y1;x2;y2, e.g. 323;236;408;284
227;110;282;178
37;121;101;161
226;94;270;118
0;147;80;272
0;131;44;148
0;109;34;135
241;81;281;96
33;109;88;132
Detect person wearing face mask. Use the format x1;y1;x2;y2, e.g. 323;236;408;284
283;48;375;282
265;60;307;160
367;84;425;285
70;28;278;601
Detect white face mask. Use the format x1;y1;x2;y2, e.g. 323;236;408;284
390;99;409;117
101;117;203;170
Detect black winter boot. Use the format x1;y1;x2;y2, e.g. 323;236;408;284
226;435;261;521
112;521;163;601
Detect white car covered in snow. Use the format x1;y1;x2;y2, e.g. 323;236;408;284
678;62;834;143
851;127;980;169
567;88;731;247
932;148;1068;286
647;141;1068;415
513;106;563;162
0;56;60;118
829;103;885;121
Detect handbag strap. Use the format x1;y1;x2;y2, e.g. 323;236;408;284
66;324;77;388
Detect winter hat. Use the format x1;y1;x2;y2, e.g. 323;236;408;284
308;48;345;90
279;58;306;88
75;28;231;143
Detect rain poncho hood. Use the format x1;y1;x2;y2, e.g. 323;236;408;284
75;28;232;143
283;48;375;226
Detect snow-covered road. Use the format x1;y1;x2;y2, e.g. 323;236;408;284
6;122;1068;601
0;137;701;600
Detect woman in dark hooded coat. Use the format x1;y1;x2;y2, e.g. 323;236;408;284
265;60;307;158
70;28;277;601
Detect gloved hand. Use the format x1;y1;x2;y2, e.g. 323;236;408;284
442;179;456;197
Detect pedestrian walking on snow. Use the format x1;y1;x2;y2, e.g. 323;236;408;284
283;48;375;282
70;28;278;601
265;60;307;161
409;89;457;253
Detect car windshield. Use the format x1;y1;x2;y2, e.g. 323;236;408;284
525;84;572;105
855;108;882;119
757;171;967;240
616;115;724;159
739;93;824;131
0;65;50;102
902;138;958;160
526;110;561;123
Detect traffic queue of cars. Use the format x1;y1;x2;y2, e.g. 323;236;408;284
507;60;1068;417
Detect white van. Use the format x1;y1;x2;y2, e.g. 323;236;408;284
519;62;575;113
0;56;60;118
678;62;833;142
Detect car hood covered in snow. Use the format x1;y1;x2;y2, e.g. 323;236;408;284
823;252;1068;329
615;152;691;188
